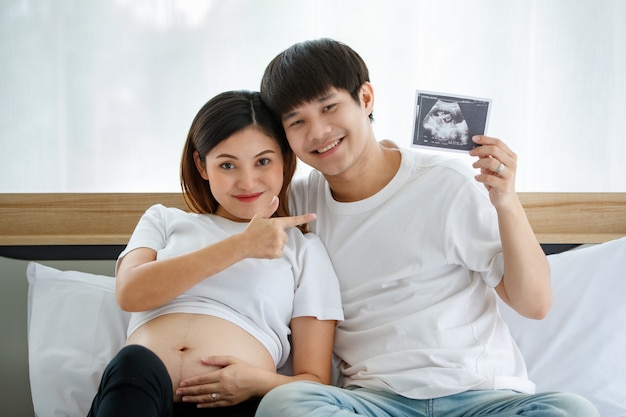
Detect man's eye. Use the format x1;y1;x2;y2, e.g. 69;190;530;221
323;104;336;112
289;120;303;127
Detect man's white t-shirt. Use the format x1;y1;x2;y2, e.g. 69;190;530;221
290;147;534;398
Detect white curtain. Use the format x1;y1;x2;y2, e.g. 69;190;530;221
1;0;624;192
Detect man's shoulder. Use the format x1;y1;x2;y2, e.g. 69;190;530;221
292;169;326;193
400;147;475;180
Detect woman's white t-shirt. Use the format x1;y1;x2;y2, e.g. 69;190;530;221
120;204;344;369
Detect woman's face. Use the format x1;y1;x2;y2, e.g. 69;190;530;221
197;126;284;222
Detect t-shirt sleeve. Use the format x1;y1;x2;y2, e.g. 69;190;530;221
444;183;505;288
117;204;168;266
291;232;344;321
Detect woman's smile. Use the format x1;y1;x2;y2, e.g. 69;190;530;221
233;192;264;203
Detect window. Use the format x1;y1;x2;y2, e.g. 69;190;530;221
1;0;624;192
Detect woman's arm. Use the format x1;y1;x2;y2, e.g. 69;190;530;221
289;316;336;384
116;234;248;311
117;198;316;312
175;317;337;408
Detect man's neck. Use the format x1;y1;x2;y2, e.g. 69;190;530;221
326;141;401;202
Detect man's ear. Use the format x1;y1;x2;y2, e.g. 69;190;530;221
193;151;210;180
360;82;375;114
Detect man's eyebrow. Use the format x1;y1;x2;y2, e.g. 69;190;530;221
282;92;337;121
282;111;298;122
317;92;336;102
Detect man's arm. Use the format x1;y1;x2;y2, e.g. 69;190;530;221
470;135;551;319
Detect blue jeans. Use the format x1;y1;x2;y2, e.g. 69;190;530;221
255;382;599;417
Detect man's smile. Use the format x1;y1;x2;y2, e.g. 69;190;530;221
315;139;342;154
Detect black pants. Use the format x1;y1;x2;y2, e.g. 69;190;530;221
87;344;260;417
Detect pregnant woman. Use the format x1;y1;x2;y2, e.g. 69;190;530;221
86;90;343;417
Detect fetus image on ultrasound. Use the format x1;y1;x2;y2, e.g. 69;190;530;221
412;91;491;152
422;100;469;145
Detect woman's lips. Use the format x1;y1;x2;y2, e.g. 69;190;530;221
234;192;263;203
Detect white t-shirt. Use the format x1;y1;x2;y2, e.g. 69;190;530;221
290;147;534;398
120;204;344;369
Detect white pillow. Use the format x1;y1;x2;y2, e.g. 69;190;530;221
498;237;626;417
27;262;130;417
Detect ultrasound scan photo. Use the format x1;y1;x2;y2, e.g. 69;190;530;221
412;91;491;152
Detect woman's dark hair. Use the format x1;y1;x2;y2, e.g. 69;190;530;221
260;38;373;121
180;90;297;221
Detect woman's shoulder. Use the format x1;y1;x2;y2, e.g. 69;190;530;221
144;203;191;216
284;227;328;259
285;226;321;241
140;203;204;226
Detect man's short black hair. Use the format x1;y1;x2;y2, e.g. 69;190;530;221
261;38;372;121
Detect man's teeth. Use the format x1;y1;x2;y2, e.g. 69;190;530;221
317;140;340;153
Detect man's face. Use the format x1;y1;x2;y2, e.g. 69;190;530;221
280;86;373;178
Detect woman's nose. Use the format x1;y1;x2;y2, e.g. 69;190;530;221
237;168;257;189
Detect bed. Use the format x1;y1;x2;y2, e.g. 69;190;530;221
1;192;625;417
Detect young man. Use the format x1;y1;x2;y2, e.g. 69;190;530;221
254;38;599;416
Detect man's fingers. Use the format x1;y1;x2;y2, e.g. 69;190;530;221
275;213;317;229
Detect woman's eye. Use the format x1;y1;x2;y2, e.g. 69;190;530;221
258;158;270;166
220;162;234;170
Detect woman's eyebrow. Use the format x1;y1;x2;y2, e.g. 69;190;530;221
214;153;238;159
254;149;276;158
215;149;275;159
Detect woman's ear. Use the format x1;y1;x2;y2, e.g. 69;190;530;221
360;82;375;114
193;151;210;180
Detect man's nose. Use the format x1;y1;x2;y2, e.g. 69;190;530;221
307;117;332;142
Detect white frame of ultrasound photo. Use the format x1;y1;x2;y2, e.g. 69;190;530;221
411;90;492;153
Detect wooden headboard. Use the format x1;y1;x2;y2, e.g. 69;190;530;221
1;193;625;258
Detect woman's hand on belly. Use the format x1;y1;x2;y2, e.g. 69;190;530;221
176;317;338;408
125;314;277;404
176;355;277;407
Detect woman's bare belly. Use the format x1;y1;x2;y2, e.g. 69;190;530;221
125;313;275;402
